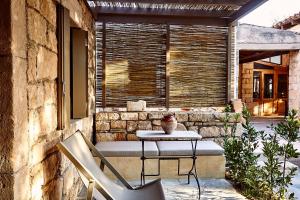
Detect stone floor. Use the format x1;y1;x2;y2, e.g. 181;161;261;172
154;179;246;200
78;178;246;200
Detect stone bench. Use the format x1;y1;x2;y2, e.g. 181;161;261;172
95;141;225;179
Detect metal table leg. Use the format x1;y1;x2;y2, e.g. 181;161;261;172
188;139;201;199
141;139;145;185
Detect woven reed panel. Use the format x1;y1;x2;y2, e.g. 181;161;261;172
169;25;228;107
95;23;103;107
105;23;166;107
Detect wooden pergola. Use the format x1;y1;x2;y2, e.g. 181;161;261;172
87;0;269;108
87;0;268;25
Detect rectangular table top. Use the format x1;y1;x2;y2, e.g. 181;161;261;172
136;130;202;140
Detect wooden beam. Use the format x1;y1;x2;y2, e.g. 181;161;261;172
97;15;228;26
239;50;289;64
166;24;170;108
229;0;269;23
102;22;106;107
227;25;232;102
57;5;65;130
93;6;233;18
91;0;245;6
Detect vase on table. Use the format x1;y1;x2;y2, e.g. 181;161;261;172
161;114;177;134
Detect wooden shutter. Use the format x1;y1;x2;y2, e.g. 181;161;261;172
71;28;88;118
169;25;228;107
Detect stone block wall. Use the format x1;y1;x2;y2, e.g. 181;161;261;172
0;0;95;199
240;62;254;104
289;51;300;111
95;108;242;144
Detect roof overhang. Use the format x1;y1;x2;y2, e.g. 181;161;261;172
87;0;268;26
239;50;290;63
237;24;300;63
237;24;300;51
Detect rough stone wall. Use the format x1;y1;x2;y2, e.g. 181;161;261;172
95;109;242;145
240;62;254;104
239;62;259;115
0;0;30;199
289;51;300;112
0;0;95;199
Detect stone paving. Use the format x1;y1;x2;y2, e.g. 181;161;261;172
126;178;246;200
161;179;246;200
78;178;246;199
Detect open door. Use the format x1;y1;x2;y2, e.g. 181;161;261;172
240;55;289;117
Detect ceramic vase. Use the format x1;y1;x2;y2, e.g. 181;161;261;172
161;114;177;134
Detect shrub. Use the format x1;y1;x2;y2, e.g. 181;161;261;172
223;106;300;200
263;109;300;199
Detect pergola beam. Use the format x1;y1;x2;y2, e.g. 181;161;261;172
239;50;289;64
94;6;233;18
229;0;268;23
97;15;228;26
91;0;245;6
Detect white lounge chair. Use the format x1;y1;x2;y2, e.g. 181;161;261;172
57;130;166;200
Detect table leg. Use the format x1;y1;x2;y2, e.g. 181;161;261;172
141;139;145;185
188;139;201;199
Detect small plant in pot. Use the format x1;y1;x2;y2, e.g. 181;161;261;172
161;114;177;134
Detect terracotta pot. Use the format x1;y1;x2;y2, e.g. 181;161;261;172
161;114;177;134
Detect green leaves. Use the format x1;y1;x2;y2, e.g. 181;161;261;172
223;105;260;188
223;106;300;200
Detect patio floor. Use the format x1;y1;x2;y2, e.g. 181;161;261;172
155;179;246;200
78;178;246;200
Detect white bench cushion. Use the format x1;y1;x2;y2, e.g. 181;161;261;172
156;141;224;156
95;141;159;157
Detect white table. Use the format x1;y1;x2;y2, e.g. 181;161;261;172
136;130;202;199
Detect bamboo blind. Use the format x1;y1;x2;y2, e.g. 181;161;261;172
95;23;228;108
96;23;103;107
105;23;166;107
169;25;228;107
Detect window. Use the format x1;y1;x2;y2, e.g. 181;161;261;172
264;74;273;99
57;5;88;130
262;55;281;65
253;71;261;99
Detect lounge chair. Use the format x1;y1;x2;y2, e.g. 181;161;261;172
57;130;166;200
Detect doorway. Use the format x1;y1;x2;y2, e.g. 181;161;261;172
252;68;288;116
239;54;289;117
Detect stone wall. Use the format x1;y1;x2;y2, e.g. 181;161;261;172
95;108;242;144
289;51;300;112
239;62;257;114
0;0;95;199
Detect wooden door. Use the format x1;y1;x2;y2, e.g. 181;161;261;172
252;68;288;116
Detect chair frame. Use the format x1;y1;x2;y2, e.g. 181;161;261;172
57;130;162;200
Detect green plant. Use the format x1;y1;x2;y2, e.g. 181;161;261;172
274;110;300;199
260;128;282;199
224;106;300;200
223;105;260;187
